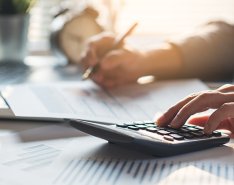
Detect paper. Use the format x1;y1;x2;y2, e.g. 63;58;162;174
0;123;89;173
0;165;49;185
1;142;62;172
46;136;234;185
4;79;208;123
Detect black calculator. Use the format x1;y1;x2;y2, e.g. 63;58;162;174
70;120;230;157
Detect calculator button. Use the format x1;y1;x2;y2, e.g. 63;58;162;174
157;130;170;135
135;124;147;129
166;127;179;134
133;121;145;125
186;127;199;132
193;126;203;130
169;134;184;140
191;131;205;137
179;132;194;139
145;123;156;127
178;128;189;133
127;126;140;130
163;135;174;141
146;127;158;132
116;124;128;128
124;123;136;126
212;131;222;137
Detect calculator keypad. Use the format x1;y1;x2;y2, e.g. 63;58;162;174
116;121;222;142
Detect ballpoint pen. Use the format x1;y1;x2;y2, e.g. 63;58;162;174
82;22;138;80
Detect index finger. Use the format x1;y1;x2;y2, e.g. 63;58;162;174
87;33;115;58
156;92;202;126
170;92;234;128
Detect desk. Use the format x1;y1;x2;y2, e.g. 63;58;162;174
0;55;234;185
0;54;233;142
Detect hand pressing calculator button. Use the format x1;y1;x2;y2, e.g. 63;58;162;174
70;120;230;157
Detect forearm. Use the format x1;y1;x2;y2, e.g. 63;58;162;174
140;21;234;80
140;43;183;78
171;21;234;80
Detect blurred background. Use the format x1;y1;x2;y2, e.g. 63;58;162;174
0;0;233;84
29;0;234;55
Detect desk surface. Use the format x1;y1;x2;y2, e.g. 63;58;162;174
0;55;233;133
0;57;234;185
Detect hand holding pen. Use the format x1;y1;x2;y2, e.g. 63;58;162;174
82;23;138;84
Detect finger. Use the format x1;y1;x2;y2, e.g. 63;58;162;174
189;115;234;136
80;48;92;65
216;119;234;133
156;92;202;127
89;47;98;66
92;73;104;84
92;69;121;87
100;49;128;70
91;49;130;84
91;61;120;84
170;92;234;128
217;84;234;93
204;102;234;134
88;34;115;58
81;33;115;67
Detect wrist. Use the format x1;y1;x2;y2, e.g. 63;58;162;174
141;43;183;78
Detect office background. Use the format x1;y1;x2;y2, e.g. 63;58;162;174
29;0;234;55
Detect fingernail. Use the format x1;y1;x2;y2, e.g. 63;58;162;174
156;114;165;125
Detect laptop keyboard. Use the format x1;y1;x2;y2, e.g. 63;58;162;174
116;121;222;142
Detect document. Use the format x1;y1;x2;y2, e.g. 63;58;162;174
0;124;83;172
4;79;208;123
45;136;234;185
0;165;49;185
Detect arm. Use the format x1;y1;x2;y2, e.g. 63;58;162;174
82;21;234;87
171;21;234;80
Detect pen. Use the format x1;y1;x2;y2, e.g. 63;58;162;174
82;22;138;80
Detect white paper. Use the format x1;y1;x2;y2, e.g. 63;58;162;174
0;126;76;172
0;165;49;185
0;123;89;173
4;79;208;123
46;136;234;185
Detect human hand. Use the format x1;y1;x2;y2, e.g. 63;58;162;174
157;84;234;137
80;32;147;88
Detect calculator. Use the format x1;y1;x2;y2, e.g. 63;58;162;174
70;120;230;157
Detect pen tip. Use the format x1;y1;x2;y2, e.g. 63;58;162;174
82;67;93;80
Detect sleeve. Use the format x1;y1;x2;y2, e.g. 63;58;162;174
171;21;234;80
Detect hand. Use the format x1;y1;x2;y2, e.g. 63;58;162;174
157;84;234;137
80;32;147;88
80;32;182;88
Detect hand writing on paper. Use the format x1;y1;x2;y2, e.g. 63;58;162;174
80;32;182;88
80;32;147;88
157;84;234;138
